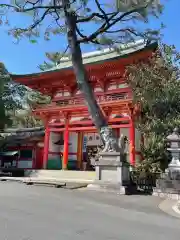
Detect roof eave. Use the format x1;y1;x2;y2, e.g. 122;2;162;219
10;41;158;80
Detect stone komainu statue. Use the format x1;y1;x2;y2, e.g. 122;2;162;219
100;127;117;152
100;127;127;154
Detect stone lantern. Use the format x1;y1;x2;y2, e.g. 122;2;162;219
166;128;180;178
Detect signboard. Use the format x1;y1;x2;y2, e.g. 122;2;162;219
82;136;87;152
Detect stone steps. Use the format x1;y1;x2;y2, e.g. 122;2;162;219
25;170;96;183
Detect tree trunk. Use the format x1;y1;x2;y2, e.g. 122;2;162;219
62;0;119;152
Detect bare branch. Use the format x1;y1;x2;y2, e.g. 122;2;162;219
76;12;105;23
94;0;109;25
78;5;148;43
76;25;100;45
9;8;50;38
76;11;118;23
105;28;144;37
26;8;50;30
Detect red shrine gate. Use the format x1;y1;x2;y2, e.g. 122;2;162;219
11;41;158;170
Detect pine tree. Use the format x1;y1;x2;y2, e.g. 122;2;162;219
0;0;163;150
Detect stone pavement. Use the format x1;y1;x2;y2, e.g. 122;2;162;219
0;182;180;240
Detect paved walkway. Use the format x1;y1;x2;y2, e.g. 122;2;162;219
0;182;179;240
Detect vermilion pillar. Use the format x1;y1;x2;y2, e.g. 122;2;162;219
129;118;136;166
63;119;69;170
43;127;50;169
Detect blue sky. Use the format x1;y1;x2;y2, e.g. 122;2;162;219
0;0;179;74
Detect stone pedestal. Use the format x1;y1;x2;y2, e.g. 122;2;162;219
88;152;130;194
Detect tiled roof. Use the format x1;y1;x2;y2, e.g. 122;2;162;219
50;39;147;71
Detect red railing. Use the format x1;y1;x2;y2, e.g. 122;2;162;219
35;88;132;109
56;89;131;106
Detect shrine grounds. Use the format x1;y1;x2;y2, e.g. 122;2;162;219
0;182;180;240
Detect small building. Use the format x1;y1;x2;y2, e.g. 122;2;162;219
11;40;158;170
0;127;44;171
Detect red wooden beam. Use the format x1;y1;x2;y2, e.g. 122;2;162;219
33;99;132;113
48;117;130;127
50;124;131;132
34;108;132;120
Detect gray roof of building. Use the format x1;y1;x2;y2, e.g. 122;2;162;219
49;39;148;71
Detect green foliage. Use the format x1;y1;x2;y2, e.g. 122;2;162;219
127;43;180;173
136;134;170;174
29;39;37;44
0;61;48;130
10;90;51;128
11;113;43;128
3;82;27;110
39;49;70;71
26;90;51;106
0;1;162;66
0;62;13;130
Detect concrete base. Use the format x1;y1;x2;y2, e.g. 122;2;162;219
95;152;130;182
87;181;130;194
24;170;96;183
94;151;130;194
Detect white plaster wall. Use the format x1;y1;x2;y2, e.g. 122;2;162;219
68;133;78;160
94;87;103;92
64;91;70;96
70;116;85;122
55;92;63;97
48;132;78;161
108;84;117;90
48;132;61;160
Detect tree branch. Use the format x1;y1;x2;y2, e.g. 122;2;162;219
78;5;148;43
76;26;100;44
76;12;105;23
9;8;50;36
76;11;118;23
56;45;70;64
0;2;63;13
94;0;109;25
39;44;70;70
105;28;144;38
